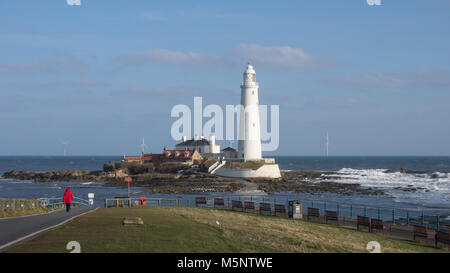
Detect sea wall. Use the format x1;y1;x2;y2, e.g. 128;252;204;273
215;164;282;179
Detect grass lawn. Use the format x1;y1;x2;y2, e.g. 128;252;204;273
7;206;446;253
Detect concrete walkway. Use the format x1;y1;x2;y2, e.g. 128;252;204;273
0;206;97;252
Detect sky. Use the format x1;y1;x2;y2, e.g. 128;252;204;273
0;0;449;156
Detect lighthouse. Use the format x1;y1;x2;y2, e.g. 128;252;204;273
215;63;281;178
238;64;262;161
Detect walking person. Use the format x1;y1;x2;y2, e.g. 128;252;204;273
63;188;74;212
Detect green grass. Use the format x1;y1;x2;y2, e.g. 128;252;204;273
7;207;447;253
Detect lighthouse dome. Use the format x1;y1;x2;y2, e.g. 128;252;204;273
244;64;256;74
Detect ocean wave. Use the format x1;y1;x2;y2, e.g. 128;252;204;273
322;168;450;208
1;179;33;184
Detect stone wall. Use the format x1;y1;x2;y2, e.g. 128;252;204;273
215;164;281;179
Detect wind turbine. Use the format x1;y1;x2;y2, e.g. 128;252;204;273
228;140;235;149
140;136;148;154
60;140;69;157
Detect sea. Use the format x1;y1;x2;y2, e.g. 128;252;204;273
0;156;449;218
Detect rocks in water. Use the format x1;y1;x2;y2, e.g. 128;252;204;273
2;165;384;196
254;179;383;196
2;170;107;183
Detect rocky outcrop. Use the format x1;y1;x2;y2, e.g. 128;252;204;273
2;164;384;195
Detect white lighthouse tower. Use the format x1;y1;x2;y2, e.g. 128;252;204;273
238;64;262;161
215;63;281;179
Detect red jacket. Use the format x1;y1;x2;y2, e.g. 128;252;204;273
63;188;74;204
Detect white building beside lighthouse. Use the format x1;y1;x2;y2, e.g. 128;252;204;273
238;64;262;161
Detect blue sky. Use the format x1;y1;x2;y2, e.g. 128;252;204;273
0;0;449;156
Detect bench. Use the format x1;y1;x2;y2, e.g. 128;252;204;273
357;216;371;232
435;230;450;249
325;210;338;224
371;218;391;233
413;225;430;242
307;208;320;220
195;197;207;207
214;198;225;208
259;202;271;215
274;204;287;217
244;201;255;212
232;200;243;211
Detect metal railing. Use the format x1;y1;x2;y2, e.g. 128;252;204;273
104;195;449;232
0;199;46;211
105;198;178;208
38;196;90;209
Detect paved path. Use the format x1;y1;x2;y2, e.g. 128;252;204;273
0;206;97;252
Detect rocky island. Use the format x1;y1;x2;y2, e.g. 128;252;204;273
2;160;384;195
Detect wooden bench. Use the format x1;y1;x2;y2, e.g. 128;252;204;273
195;197;207;207
244;201;255;212
232;200;243;211
413;225;430;242
370;218;391;233
357;216;371;232
325;210;338;224
259;202;271;215
274;204;287;217
213;198;225;208
435;230;450;250
307;207;320;220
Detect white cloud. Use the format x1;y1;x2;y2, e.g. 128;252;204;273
324;71;450;89
122;48;231;68
233;44;323;69
0;59;85;75
140;11;166;21
121;44;330;69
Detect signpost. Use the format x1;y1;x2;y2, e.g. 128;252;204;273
125;177;132;197
88;193;94;206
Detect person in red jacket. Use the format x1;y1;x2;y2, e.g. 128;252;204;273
63;188;74;212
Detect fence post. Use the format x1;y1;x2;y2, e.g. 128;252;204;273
437;215;440;230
